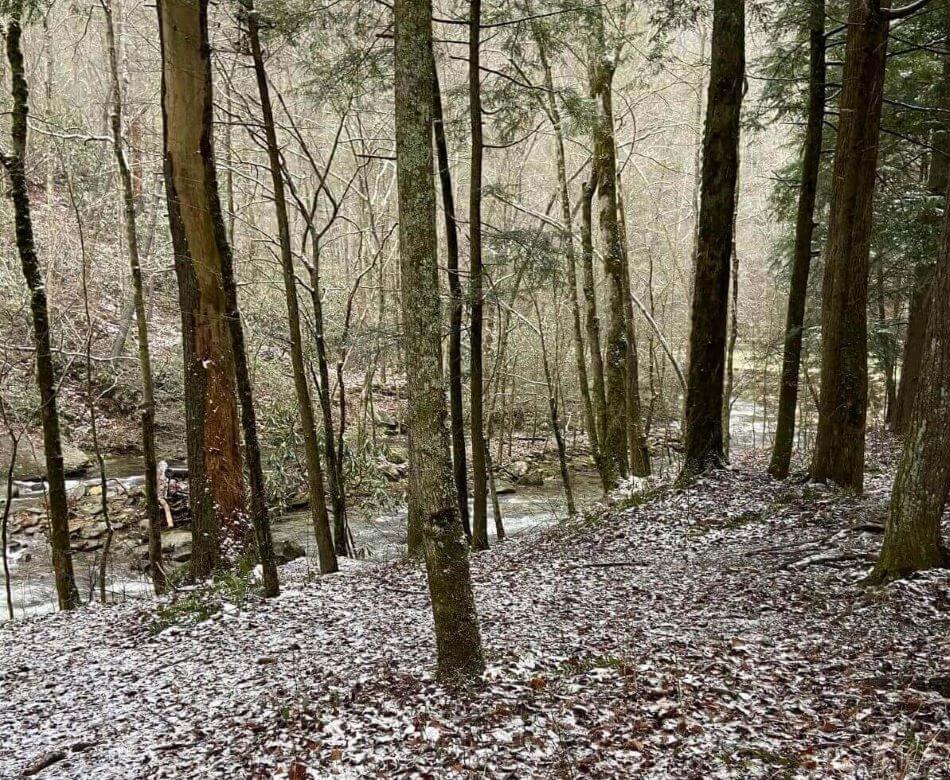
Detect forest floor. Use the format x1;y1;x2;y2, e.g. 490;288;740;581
1;441;947;779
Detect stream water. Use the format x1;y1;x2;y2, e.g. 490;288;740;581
1;457;602;620
1;402;770;620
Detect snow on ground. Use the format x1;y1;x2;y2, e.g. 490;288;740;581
1;450;947;778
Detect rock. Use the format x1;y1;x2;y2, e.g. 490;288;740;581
287;491;310;510
274;539;305;565
1;433;90;480
80;521;110;540
507;460;530;479
384;444;408;465
162;529;193;557
373;409;399;430
495;481;517;496
379;461;404;482
518;469;545;487
163;460;188;479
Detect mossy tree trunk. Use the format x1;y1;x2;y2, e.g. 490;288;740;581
681;0;746;478
2;0;80;610
157;0;249;577
588;7;631;482
394;0;484;681
871;184;950;581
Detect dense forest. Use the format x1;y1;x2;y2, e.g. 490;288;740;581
0;0;947;776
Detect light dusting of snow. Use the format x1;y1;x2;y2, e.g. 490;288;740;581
0;445;946;778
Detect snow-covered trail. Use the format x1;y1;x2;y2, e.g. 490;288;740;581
1;450;947;778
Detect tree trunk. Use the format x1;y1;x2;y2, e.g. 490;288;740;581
722;223;740;461
469;0;490;551
870;184;950;581
394;0;484;681
769;0;826;478
616;177;651;476
244;5;337;575
102;0;166;594
588;9;630;482
681;0;746;478
309;246;350;559
811;0;891;492
893;273;931;435
581;177;612;490
534;24;600;469
157;0;249;577
2;2;80;610
432;65;470;538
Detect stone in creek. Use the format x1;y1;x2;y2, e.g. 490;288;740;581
80;521;110;540
162;529;192;562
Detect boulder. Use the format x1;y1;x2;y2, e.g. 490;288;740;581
274;539;306;565
494;481;517;496
1;433;90;480
161;529;193;560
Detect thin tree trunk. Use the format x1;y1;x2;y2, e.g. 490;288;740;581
811;0;892;492
769;1;826;478
870;184;950;581
432;64;470;537
469;0;489;551
394;0;484;681
681;0;746;479
580;177;612;490
102;0;166;594
893;273;931;435
616;177;650;476
157;0;250;577
722;191;741;460
533;298;576;515
309;245;350;559
876;261;897;424
1;2;80;610
245;4;336;576
534;24;599;466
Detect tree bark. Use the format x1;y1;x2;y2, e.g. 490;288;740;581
243;6;337;575
394;0;484;681
588;9;631;482
811;0;891;492
681;0;746;478
870;184;950;581
616;177;651;476
581;176;612;490
157;0;249;577
533;23;600;471
102;0;166;594
769;1;826;478
1;1;80;610
893;272;932;435
469;0;489;551
432;65;470;538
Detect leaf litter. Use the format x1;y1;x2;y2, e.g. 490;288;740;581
1;443;946;778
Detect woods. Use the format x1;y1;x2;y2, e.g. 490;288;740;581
1;0;948;774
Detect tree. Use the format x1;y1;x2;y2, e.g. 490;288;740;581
870;183;950;581
810;0;892;492
157;0;249;576
769;0;826;479
469;0;490;551
101;0;166;594
243;2;337;576
588;4;633;483
1;0;80;610
394;0;484;680
432;65;470;538
680;0;746;478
